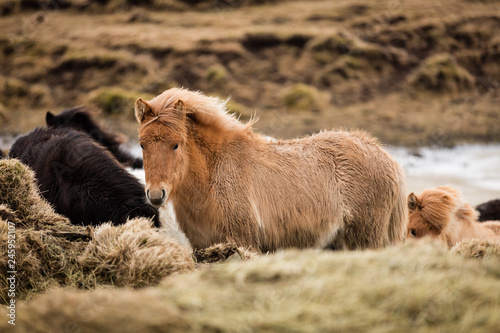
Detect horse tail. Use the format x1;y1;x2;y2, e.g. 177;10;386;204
387;166;408;244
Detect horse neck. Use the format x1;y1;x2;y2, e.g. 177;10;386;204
174;123;252;199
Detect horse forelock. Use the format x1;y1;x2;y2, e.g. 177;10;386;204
139;115;187;143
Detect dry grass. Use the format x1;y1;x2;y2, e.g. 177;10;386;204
193;242;258;264
0;159;195;303
0;158;70;229
2;239;500;332
453;239;500;258
2;160;500;332
407;53;476;94
79;218;195;288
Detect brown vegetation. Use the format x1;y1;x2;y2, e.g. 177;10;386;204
2;239;500;332
0;159;194;303
0;0;499;146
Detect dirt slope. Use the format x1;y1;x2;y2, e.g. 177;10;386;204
0;0;499;146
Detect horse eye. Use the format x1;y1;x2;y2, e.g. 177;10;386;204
140;143;144;150
173;143;179;151
410;229;416;237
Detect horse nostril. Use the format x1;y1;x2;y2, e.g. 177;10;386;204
146;188;167;206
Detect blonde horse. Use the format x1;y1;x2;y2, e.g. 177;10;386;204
408;186;500;247
135;88;408;251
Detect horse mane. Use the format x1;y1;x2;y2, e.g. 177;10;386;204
147;88;257;133
417;186;478;229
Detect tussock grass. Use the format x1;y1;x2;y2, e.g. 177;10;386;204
0;159;195;303
282;83;319;112
80;218;195;287
0;158;69;229
453;239;500;259
90;86;153;118
407;53;476;94
2;0;500;145
193;242;258;264
2;239;500;332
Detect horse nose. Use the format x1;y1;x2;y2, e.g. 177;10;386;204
146;188;166;207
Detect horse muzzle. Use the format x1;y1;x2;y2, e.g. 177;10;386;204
146;186;169;207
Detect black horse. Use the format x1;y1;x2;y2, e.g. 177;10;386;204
46;107;143;169
9;127;159;227
476;199;500;222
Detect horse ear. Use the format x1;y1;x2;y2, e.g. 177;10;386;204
408;193;418;211
46;111;55;125
135;98;154;123
172;100;186;120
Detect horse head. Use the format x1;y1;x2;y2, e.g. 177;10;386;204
407;186;462;239
135;97;189;208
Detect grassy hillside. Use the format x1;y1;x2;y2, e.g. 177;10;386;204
0;0;499;146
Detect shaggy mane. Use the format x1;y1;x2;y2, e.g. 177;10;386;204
418;186;478;227
147;87;256;133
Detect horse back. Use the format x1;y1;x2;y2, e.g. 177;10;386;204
216;130;406;250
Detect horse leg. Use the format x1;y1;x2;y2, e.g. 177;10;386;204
335;209;394;250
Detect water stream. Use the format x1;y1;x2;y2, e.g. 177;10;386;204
388;145;500;205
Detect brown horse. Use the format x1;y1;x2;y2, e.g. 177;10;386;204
135;88;408;251
408;186;500;247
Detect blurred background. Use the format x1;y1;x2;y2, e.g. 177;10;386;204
0;0;499;203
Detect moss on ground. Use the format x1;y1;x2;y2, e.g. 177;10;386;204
282;83;319;112
90;87;153;118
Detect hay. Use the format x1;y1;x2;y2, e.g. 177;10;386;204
79;218;194;287
3;159;500;332
0;158;70;229
3;239;500;332
193;243;258;264
453;239;500;259
0;216;88;303
0;159;84;303
0;159;195;303
0;216;194;303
